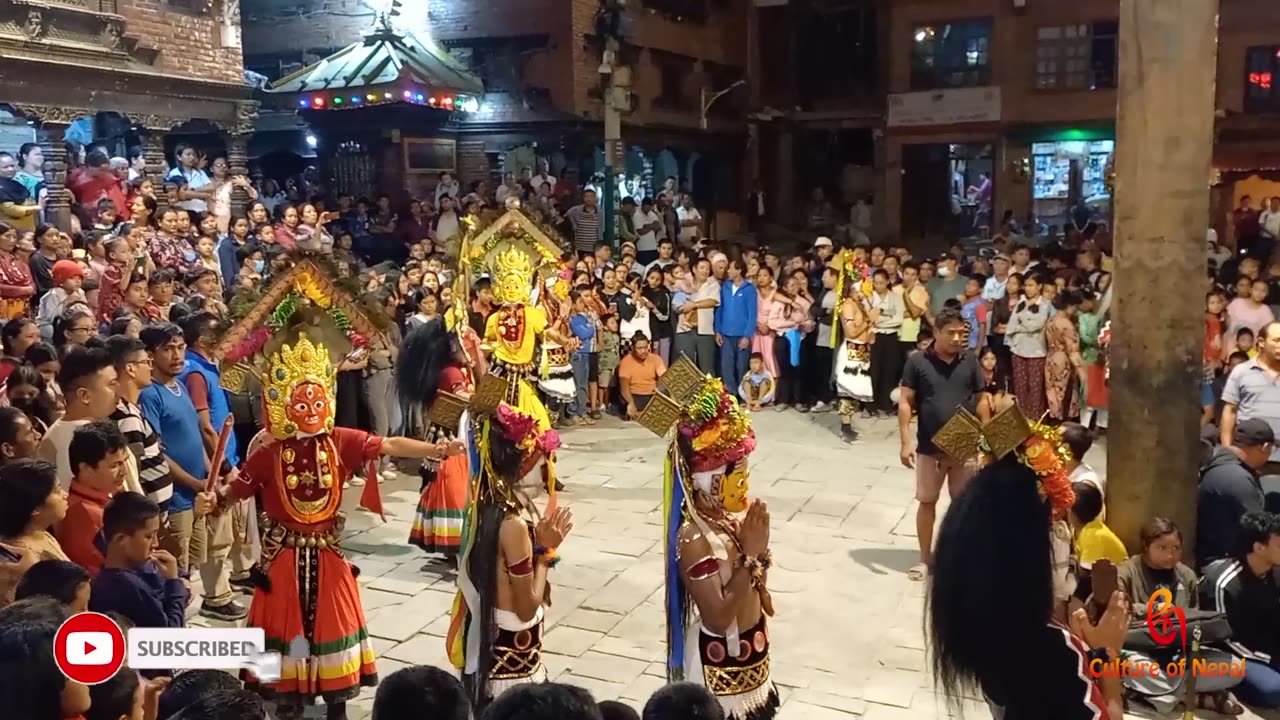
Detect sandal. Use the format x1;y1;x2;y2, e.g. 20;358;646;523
1197;691;1244;716
907;562;930;582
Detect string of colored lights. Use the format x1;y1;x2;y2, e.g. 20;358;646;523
297;90;481;113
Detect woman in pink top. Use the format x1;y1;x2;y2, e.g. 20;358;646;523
273;203;300;251
1225;278;1274;359
753;265;779;378
768;272;813;409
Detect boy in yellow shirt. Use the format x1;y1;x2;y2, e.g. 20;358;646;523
1072;481;1128;573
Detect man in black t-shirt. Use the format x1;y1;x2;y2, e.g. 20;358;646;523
898;307;990;581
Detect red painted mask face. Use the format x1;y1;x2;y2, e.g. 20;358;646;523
288;382;331;435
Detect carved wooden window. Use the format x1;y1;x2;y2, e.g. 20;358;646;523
1034;21;1118;91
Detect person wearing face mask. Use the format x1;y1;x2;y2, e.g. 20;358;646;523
925;254;967;322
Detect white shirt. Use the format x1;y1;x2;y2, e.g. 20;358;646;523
1262;209;1280;239
36;418;91;489
174;167;211;213
852;202;872;230
633;208;661;253
435;211;460;243
694;277;720;336
677;206;703;242
1069;462;1105;498
530;174;556;193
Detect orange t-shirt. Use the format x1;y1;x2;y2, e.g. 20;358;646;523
617;353;666;396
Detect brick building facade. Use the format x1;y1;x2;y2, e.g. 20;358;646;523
0;0;255;229
241;0;750;211
873;0;1280;246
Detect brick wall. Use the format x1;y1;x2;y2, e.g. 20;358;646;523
569;1;750;128
120;0;244;85
887;0;1119;127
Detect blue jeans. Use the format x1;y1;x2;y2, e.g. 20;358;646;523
719;337;750;393
1235;659;1280;707
569;352;590;417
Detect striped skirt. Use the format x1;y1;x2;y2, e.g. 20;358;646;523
243;545;377;704
409;453;469;556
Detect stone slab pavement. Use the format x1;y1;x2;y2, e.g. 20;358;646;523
191;409;1279;719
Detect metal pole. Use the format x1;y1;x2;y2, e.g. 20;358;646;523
701;80;746;131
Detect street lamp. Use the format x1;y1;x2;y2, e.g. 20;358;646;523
700;79;746;130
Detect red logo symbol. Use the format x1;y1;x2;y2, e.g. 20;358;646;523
54;612;126;685
1145;588;1186;652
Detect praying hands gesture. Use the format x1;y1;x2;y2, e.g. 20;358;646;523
1069;589;1130;653
534;507;575;551
739;500;771;557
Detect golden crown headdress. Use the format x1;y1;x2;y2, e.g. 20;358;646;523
492;244;534;305
263;333;337;439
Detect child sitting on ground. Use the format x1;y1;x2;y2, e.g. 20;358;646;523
739;352;776;411
89;491;187;629
1071;480;1127;600
1061;422;1102;497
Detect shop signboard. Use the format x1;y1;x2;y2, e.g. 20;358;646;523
887;87;1001;128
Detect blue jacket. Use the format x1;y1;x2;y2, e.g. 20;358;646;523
180;350;240;465
569;313;596;356
715;279;758;338
91;563;188;629
215;235;253;289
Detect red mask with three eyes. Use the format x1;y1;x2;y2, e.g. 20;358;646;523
288;382;331;435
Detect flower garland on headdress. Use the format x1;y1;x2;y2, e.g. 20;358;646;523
1008;421;1075;521
495;403;561;457
678;377;756;474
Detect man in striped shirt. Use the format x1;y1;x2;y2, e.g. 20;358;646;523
106;335;173;513
566;189;604;256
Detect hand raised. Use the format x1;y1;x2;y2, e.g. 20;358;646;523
151;549;179;580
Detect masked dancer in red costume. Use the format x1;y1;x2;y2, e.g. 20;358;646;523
219;330;465;720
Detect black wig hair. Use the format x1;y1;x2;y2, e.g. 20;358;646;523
396;318;459;411
927;458;1053;711
464;421;539;711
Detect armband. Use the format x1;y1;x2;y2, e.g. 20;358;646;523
506;556;534;578
688;556;719;581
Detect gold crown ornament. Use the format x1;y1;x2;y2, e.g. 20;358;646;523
492;245;534;306
264;333;337;439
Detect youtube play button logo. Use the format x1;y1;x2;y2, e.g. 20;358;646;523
54;612;125;685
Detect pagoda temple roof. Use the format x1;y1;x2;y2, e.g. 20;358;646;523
267;16;482;97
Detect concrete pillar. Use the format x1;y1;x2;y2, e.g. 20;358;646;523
38;123;70;231
142;132;169;207
1106;0;1219;551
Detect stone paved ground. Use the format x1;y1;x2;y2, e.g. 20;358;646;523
194;410;1280;719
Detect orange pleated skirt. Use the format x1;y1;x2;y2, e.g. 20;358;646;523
243;545;377;702
409;453;469;556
